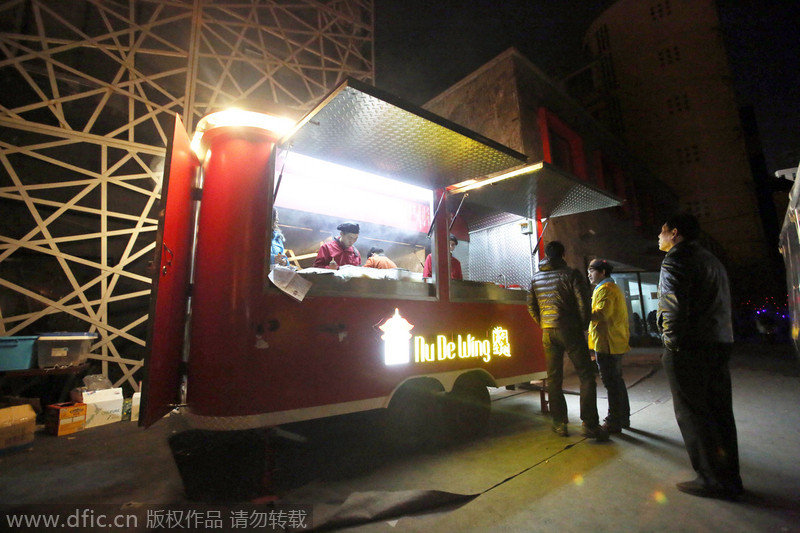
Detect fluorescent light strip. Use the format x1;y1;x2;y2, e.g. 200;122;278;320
449;162;544;193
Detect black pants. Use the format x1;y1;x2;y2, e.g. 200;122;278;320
542;327;599;427
596;352;630;426
662;344;742;490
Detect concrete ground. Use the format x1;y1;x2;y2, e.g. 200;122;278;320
1;342;799;532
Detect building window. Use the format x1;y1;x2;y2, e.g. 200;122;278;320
666;93;691;115
650;0;672;21
593;151;631;218
676;144;701;165
537;108;587;180
627;178;642;226
549;130;574;174
609;97;624;136
595;25;610;53
599;53;618;89
657;46;681;66
641;191;656;226
686;198;712;220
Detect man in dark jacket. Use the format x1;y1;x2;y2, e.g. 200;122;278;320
528;241;608;440
657;212;742;500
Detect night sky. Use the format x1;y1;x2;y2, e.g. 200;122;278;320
374;0;800;175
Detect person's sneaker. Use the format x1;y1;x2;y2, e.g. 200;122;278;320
551;423;569;437
581;422;610;441
601;421;623;434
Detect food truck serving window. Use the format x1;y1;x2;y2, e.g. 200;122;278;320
263;78;530;302
261;80;620;304
268;150;435;300
445;161;623;303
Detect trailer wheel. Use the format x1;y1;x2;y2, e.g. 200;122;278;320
444;374;491;438
385;378;444;449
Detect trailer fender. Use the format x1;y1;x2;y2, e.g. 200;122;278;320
384;369;497;409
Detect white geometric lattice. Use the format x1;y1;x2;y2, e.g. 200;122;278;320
0;0;373;391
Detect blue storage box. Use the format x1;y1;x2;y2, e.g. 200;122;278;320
0;336;38;371
37;332;97;368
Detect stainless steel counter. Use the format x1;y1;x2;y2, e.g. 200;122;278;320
296;273;436;301
449;280;528;304
283;273;527;304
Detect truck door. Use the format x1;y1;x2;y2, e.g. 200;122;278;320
140;114;199;427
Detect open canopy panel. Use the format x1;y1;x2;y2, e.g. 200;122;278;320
280;78;528;190
450;161;622;220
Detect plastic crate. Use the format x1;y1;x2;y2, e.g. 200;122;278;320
0;336;38;371
36;333;97;368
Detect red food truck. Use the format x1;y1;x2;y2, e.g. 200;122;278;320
141;79;620;449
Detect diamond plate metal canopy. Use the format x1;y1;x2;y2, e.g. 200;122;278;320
451;162;622;219
280;78;527;189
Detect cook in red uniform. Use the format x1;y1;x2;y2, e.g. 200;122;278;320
422;234;463;280
313;222;361;269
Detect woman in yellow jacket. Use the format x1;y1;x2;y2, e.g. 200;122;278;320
587;259;631;434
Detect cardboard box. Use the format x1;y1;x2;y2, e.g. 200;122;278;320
122;398;132;421
0;404;36;451
70;388;123;428
37;332;97;368
0;336;37;371
45;402;87;436
121;393;141;422
2;395;43;414
131;392;141;422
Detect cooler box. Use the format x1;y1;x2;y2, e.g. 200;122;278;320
37;333;97;368
0;336;38;371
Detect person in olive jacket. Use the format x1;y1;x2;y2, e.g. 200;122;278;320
657;212;742;500
587;259;631;434
528;241;608;441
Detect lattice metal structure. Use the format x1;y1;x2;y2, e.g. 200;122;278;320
0;0;374;390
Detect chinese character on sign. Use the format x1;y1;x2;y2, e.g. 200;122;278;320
492;327;511;357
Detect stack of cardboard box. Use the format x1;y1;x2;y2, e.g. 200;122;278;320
0;404;36;451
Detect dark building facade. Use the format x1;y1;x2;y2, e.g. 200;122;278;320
577;0;778;299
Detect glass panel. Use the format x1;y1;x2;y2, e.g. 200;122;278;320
639;272;661;338
604;272;661;345
549;129;574;173
609;273;641;340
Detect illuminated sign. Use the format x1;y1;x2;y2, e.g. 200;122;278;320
415;327;511;364
379;309;414;365
380;310;512;366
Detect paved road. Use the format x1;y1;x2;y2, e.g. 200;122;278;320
2;342;798;532
258;343;799;532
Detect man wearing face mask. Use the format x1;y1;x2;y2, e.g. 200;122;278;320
657;212;742;500
313;222;361;269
